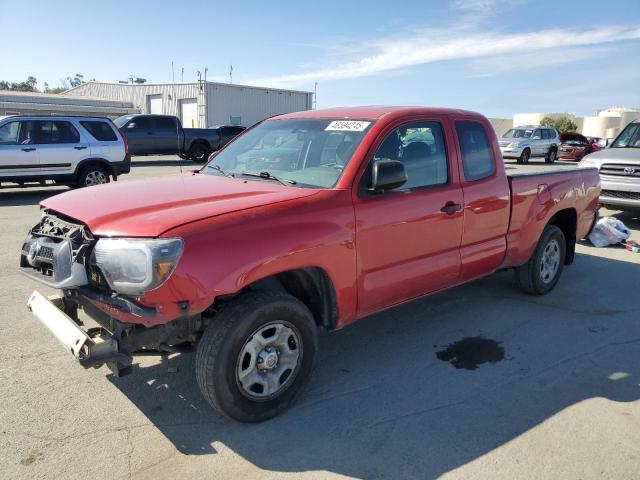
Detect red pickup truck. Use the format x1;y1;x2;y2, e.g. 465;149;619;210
21;106;600;422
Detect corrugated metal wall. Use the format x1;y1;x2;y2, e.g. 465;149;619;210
65;82;313;128
63;82;201;122
206;83;312;128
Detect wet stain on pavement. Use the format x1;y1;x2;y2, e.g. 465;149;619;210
436;336;504;370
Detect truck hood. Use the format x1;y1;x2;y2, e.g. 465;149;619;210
42;174;319;237
585;147;640;164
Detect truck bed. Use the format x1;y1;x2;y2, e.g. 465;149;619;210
502;167;600;268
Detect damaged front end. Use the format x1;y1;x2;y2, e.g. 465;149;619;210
21;211;201;376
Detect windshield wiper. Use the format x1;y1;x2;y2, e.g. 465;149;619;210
240;171;296;186
206;164;233;177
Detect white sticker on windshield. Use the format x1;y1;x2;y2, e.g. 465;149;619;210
325;120;371;132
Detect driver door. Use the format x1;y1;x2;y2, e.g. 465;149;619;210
353;118;463;317
0;120;39;177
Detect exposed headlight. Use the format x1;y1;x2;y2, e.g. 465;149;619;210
91;238;183;295
508;142;521;148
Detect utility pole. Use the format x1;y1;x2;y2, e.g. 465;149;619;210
314;82;318;109
204;67;208;82
229;64;233;84
181;67;184;82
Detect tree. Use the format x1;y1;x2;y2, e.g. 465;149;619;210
67;73;85;88
554;117;578;133
0;76;39;92
539;116;578;134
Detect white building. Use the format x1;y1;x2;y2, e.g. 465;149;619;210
491;107;640;140
62;81;313;128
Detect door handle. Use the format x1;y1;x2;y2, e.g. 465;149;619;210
74;146;87;150
21;147;36;152
440;202;462;214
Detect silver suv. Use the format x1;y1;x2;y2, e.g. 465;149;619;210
578;119;640;211
499;126;560;164
0;115;130;188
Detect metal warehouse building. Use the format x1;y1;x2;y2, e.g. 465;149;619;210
63;81;313;128
0;90;138;117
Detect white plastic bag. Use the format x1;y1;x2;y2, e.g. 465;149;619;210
588;217;631;247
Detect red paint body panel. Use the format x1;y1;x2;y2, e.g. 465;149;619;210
39;107;600;328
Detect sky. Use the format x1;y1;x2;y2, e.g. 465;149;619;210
1;0;639;118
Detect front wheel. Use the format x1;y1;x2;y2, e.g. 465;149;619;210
195;291;318;422
515;224;566;295
545;148;557;164
517;148;530;164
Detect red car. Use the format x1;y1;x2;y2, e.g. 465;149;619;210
558;132;601;161
20;106;600;422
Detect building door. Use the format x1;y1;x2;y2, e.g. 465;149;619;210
147;94;163;114
180;99;198;128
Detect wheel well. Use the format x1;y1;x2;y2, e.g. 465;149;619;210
548;208;577;265
75;159;113;177
190;140;211;151
243;268;339;330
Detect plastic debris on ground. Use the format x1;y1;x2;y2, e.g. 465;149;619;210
588;217;631;248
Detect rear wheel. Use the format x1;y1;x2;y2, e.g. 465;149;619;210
545;147;557;164
189;143;211;163
515;224;566;295
195;291;318;422
76;165;110;187
517;148;530;164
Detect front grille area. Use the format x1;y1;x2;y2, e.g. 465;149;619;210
600;164;640;177
20;211;94;284
601;190;640;200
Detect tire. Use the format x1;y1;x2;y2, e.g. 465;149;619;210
517;148;530;165
189;143;211;163
76;164;110;188
195;291;318;422
515;224;566;295
545;147;557;164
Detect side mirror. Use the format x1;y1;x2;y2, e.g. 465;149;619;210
370;159;407;192
532;135;541;140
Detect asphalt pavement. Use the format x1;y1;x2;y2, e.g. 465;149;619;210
1;156;639;480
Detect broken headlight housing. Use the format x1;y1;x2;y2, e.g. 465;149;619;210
91;238;183;295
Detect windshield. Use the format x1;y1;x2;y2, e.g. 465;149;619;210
113;116;133;128
503;128;533;139
203;118;374;188
611;122;640;148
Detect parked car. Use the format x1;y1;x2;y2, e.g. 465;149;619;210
558;132;601;161
579;119;640;211
499;125;560;164
113;114;245;162
21;106;599;422
0;115;130;188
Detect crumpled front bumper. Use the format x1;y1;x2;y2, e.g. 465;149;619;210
27;290;132;375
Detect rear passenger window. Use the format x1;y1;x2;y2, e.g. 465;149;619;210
372;121;448;189
35;121;80;144
154;117;176;129
455;121;495;181
81;121;117;141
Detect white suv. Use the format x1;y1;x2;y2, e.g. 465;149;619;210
499;126;560;164
0;115;130;188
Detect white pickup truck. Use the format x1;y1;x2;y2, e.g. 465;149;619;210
579;119;640;211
